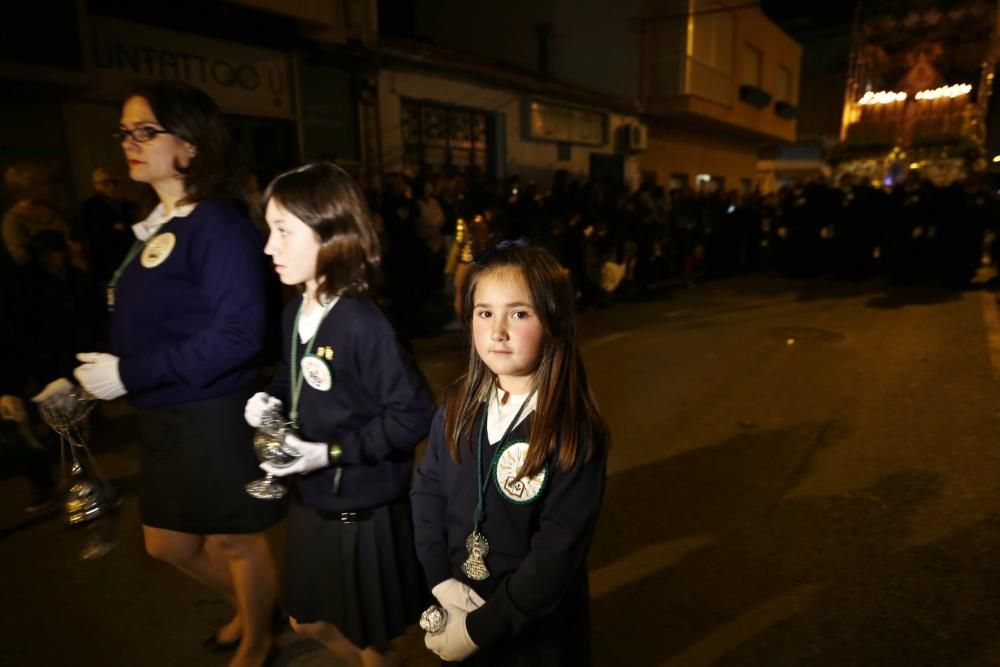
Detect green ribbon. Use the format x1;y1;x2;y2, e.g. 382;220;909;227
472;386;535;532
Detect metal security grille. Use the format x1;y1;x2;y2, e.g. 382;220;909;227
401;98;493;177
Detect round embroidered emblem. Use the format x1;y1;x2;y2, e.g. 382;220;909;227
301;354;333;391
494;441;547;503
140;233;176;268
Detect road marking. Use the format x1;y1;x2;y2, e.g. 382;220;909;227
980;291;1000;381
659;583;826;667
589;536;712;598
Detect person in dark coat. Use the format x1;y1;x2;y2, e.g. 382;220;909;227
71;81;283;667
412;244;609;665
247;162;435;667
0;260;55;512
80;168;135;284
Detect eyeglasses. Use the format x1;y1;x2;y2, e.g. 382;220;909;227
113;126;171;143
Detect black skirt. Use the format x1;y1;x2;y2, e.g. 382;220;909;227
135;387;286;534
283;497;428;649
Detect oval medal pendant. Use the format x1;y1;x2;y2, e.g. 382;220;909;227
462;531;491;581
301;354;333;391
495;441;547;503
140;232;176;268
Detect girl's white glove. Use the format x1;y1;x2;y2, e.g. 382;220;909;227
259;433;328;477
244;392;283;428
432;578;486;613
424;606;478;662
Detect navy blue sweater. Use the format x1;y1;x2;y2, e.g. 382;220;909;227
268;295;435;512
110;199;266;407
411;407;606;650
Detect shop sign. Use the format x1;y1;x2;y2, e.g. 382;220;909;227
91;17;294;119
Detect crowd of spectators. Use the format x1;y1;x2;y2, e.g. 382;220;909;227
5;163;1000;346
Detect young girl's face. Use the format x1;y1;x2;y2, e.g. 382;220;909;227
472;268;544;394
264;199;321;288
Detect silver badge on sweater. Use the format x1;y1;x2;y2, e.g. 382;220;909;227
301;355;333;391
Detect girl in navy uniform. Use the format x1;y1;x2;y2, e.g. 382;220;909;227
245;162;434;666
412;243;610;665
73;81;283;667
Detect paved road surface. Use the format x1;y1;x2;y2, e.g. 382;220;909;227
5;276;1000;666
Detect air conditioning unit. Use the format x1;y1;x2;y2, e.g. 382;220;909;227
739;85;772;109
622;123;648;152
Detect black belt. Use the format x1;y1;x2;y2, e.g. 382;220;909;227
315;509;373;524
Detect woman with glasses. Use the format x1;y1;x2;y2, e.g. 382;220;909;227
73;81;283;667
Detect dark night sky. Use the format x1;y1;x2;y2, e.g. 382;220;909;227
379;1;861;43
760;0;859;38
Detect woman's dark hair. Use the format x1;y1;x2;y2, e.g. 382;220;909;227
442;244;609;476
126;80;242;206
263;162;381;300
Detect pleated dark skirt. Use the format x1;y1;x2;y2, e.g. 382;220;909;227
135;387;286;534
283;497;428;649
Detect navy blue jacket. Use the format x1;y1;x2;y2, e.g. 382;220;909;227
110;199;266;407
269;295;434;512
412;406;606;652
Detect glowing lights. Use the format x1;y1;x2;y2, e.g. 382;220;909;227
915;84;972;100
856;84;973;106
858;90;907;105
993;155;1000;163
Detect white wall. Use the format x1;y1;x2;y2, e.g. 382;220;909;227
378;68;642;188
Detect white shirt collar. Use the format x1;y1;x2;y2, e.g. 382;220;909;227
132;202;197;241
486;386;536;445
297;296;339;343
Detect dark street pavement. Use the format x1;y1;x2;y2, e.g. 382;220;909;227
5;275;1000;666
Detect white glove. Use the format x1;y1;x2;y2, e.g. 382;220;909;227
424;605;478;662
30;377;74;403
244;392;283;428
432;578;486;614
73;353;126;401
259;433;329;477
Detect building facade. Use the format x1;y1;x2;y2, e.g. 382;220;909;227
390;0;801;193
1;0;804;212
375;0;646;189
376;39;644;188
640;0;802;193
0;0;374;209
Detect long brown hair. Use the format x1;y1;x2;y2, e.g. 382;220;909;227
443;244;609;476
262;162;381;301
